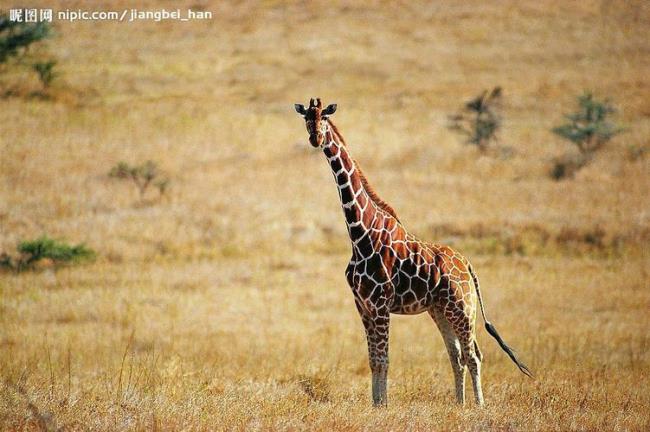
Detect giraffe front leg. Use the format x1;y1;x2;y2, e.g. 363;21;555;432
371;338;389;408
358;305;390;407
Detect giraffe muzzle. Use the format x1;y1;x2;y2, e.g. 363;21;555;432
309;133;323;147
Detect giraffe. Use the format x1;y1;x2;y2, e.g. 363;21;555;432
294;98;533;407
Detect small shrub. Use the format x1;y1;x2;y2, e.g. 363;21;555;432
448;86;502;152
552;93;624;156
109;160;170;199
32;60;57;88
0;236;95;272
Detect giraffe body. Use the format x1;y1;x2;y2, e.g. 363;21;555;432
295;98;532;407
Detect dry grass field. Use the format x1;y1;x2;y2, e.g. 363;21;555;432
1;0;649;430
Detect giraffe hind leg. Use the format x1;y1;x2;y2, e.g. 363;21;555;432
430;309;466;405
451;313;484;407
460;337;484;406
439;277;484;407
439;296;484;406
474;340;483;362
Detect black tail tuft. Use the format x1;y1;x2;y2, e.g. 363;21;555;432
485;321;534;379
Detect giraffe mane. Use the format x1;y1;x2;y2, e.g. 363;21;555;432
327;120;401;222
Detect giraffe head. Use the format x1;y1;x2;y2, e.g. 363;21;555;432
294;98;337;147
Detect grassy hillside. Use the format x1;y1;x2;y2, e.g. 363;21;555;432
1;1;649;430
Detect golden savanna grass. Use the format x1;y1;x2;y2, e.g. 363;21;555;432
1;1;649;430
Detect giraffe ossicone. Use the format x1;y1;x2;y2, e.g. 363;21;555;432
294;99;533;407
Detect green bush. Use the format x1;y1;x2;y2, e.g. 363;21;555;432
0;236;95;272
448;86;502;152
550;93;624;180
552;92;623;156
0;13;52;65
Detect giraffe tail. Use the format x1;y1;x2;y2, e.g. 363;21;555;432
468;264;534;379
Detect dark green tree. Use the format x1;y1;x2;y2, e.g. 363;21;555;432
0;12;52;66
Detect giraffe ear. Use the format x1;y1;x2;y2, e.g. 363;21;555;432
322;104;337;116
294;104;307;115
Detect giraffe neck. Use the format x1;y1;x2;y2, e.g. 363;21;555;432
322;123;377;244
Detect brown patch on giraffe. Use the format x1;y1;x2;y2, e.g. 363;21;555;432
380;247;397;272
350;224;366;241
345;205;361;224
391;229;406;243
379;230;392;248
340;185;354;204
357;234;374;256
384;217;397;232
325;143;339;157
362;207;375;227
329;157;342;173
417;264;428;279
407;241;421;256
373;212;386;230
452;256;464;269
430;264;441;286
420;247;434;262
350;169;362;190
357;190;368;209
341;152;354;171
414;252;428;267
441;247;455;257
411;277;428;297
392;242;408;259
